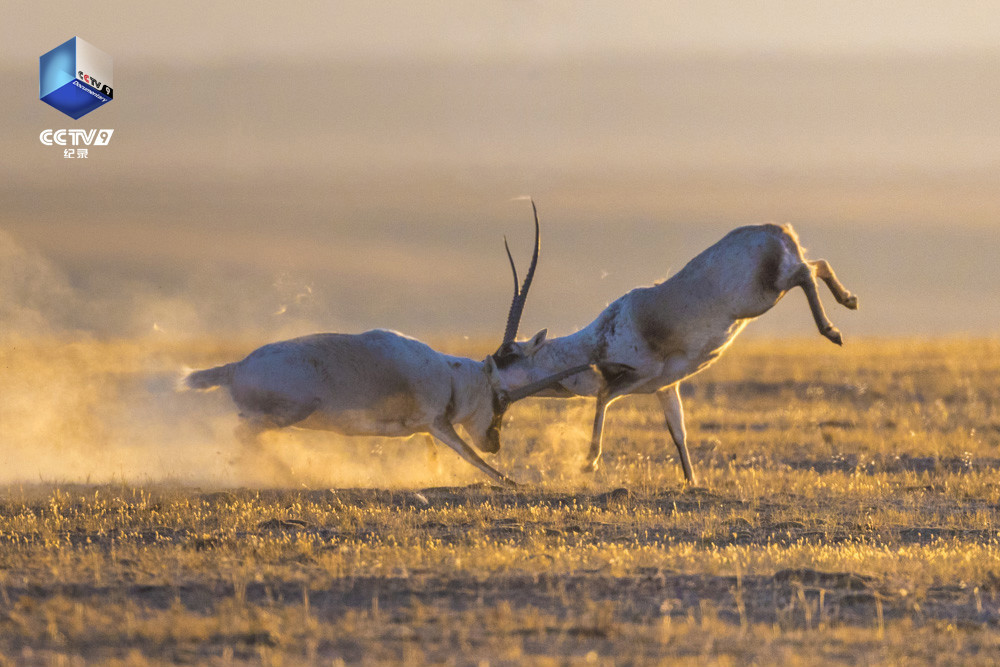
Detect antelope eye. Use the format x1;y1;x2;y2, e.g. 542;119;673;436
493;343;523;367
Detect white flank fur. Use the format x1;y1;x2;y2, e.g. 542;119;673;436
186;330;516;485
496;223;859;484
184;204;589;487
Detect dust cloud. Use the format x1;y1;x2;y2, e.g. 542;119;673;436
0;229;485;488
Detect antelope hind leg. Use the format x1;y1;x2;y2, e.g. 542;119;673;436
790;264;843;345
809;259;859;310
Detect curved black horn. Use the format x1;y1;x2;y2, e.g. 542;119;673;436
503;236;519;304
502;361;638;405
500;198;540;345
502;363;593;404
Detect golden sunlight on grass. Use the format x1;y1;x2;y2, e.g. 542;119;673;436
0;337;998;664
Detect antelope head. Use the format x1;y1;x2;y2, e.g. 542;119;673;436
456;199;580;453
470;357;593;453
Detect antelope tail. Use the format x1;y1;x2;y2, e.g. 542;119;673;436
184;363;237;390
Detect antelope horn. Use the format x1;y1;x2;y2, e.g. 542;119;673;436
503;236;519;304
500;198;540;345
502;363;593;404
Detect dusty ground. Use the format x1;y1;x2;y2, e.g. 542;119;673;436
0;338;998;665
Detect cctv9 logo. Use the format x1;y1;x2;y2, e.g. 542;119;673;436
39;129;114;146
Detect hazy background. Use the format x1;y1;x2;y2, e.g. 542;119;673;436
3;2;1000;342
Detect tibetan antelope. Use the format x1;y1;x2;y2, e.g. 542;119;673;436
492;223;859;484
184;204;592;486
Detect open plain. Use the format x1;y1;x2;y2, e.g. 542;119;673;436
0;337;999;665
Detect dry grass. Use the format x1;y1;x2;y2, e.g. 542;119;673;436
0;337;999;665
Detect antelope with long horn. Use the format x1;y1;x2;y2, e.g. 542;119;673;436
492;222;859;484
183;203;589;486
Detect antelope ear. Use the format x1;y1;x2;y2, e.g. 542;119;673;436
483;355;499;380
525;329;547;353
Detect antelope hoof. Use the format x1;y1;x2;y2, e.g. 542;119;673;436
581;460;600;474
843;294;859;310
498;475;518;488
822;326;843;346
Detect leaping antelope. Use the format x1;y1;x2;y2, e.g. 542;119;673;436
491;223;859;484
184;204;593;486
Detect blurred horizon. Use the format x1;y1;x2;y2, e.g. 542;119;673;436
3;4;1000;341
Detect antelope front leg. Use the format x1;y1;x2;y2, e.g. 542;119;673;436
656;384;697;485
809;259;859;310
582;392;611;473
429;421;516;487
